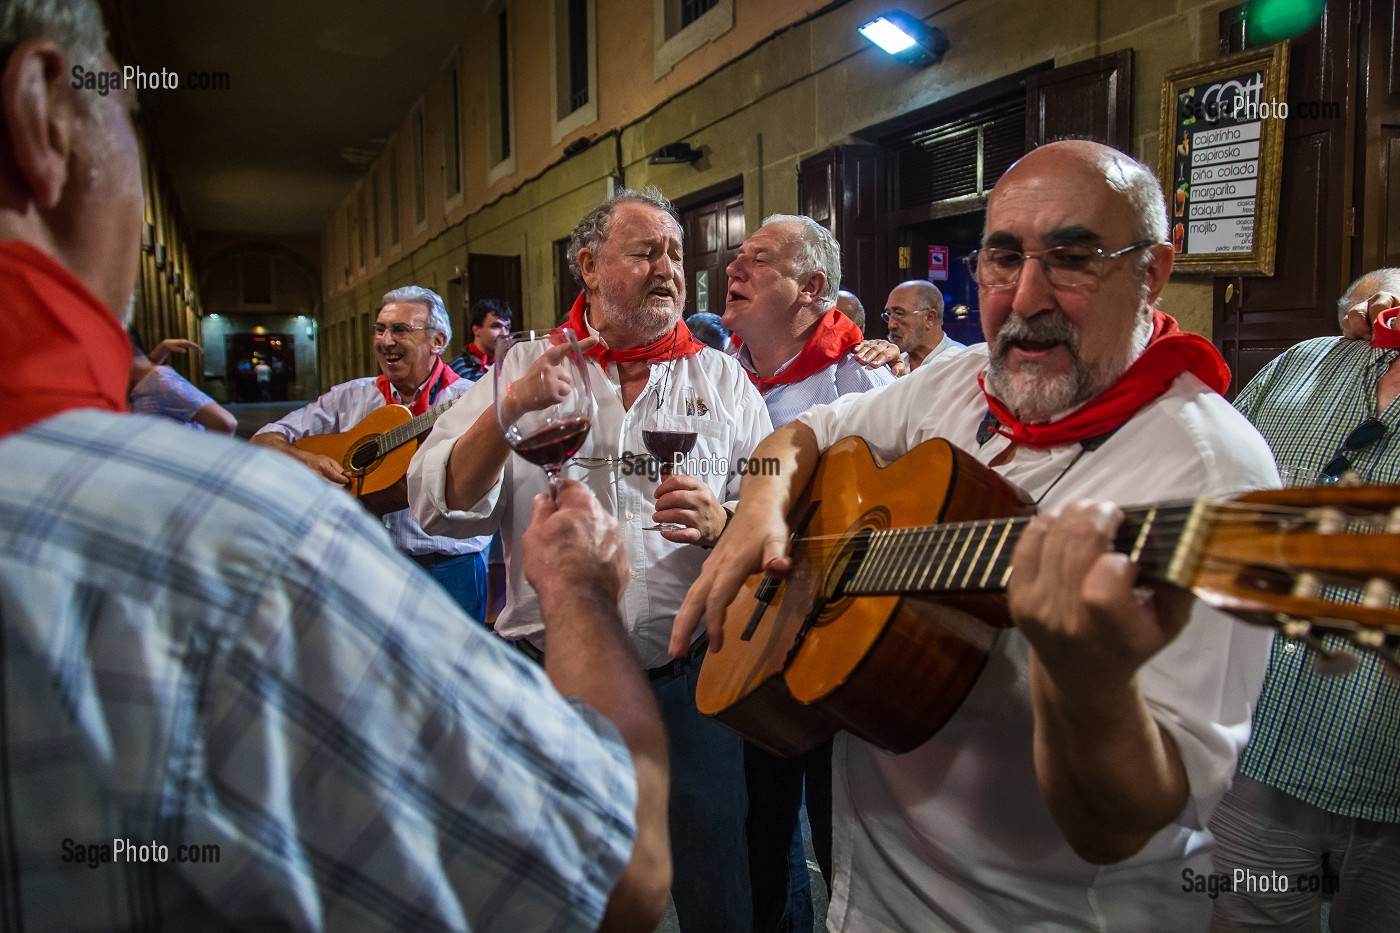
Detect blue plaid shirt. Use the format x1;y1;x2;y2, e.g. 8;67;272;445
0;410;637;931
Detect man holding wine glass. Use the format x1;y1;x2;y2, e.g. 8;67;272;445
411;188;771;932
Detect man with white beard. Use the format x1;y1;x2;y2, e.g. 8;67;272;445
671;140;1279;932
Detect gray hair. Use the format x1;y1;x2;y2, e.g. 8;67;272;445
0;0;107;75
1338;268;1400;324
381;285;451;345
567;186;679;287
894;280;945;324
761;213;841;310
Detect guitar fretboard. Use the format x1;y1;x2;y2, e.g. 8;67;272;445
845;502;1204;597
376;397;459;456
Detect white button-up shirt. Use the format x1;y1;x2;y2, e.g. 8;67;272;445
410;344;772;668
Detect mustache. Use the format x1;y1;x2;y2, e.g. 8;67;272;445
993;312;1080;359
647;280;681;300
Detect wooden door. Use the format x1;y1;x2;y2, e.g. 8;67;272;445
466;252;524;326
1025;50;1134;152
799;146;888;319
1357;0;1400;272
679;190;744;318
1212;1;1354;395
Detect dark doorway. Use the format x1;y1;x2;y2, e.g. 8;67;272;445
895;212;986;346
467;252;524;325
678;188;744;318
227;332;296;403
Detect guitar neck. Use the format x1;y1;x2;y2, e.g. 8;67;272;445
376;396;459;456
845;501;1206;597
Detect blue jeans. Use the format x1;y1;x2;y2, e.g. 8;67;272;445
417;551;488;624
652;654;753;932
745;739;832;933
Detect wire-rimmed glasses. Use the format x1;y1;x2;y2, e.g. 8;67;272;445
963;241;1156;289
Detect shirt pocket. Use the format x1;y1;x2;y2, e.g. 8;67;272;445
685;417;736;499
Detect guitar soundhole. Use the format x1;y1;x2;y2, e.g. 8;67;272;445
808;507;891;630
348;437;384;473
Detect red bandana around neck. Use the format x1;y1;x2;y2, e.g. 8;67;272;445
744;306;865;395
979;309;1231;449
0;241;131;438
552;293;706;365
376;355;459;416
1370;307;1400;350
467;343;493;365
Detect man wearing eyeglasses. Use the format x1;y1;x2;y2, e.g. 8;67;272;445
881;279;966;373
673;139;1279;932
1210;268;1400;933
252;286;490;621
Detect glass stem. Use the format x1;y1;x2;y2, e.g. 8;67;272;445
546;467;562;505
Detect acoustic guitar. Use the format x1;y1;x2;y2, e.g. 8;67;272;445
695;435;1400;757
294;396;461;498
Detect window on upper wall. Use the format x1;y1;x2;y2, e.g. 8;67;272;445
444;57;462;201
551;0;596;143
387;144;401;247
653;0;732;79
411;106;427;229
551;0;597;144
486;1;515;183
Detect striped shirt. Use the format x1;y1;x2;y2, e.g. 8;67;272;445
736;347;898;428
1233;336;1400;820
0;410;637;932
255;376;487;558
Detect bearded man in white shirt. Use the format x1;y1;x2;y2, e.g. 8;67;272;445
672;140;1279;933
411;187;770;933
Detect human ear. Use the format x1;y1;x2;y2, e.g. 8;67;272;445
1;39;79;210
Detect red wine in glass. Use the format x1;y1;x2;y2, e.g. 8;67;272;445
495;329;596;503
518;417;593;468
642;429;698;470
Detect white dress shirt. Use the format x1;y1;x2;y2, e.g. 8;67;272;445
798;346;1279;933
410;343;772;668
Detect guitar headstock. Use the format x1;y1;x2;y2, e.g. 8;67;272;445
1187;484;1400;677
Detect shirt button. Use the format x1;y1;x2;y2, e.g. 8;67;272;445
1284;643;1296;654
625;511;634;521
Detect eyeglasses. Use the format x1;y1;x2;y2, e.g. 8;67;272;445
881;307;936;323
373;323;429;338
963;241;1156;289
1321;418;1388;479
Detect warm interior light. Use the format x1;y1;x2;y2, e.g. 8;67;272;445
859;17;917;54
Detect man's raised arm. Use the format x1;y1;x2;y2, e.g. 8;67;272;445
521;480;671;930
669;420;822;656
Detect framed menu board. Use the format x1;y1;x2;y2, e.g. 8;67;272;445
1157;43;1289;275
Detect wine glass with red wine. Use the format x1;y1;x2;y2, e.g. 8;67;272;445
641;382;703;532
494;329;595;503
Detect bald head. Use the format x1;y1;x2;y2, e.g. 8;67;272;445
991;140;1168;250
835;290;865;331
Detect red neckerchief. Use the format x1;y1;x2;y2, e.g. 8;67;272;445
739;306;865;395
376;355;459;416
467;343;493;366
1371;307;1400;350
553;292;706;364
979;309;1231;449
0;241;130;437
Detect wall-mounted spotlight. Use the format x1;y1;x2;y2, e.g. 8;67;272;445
649;142;704;165
858;12;950;68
